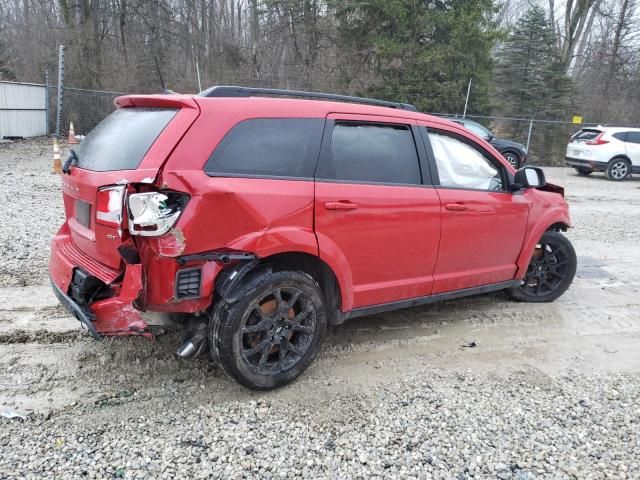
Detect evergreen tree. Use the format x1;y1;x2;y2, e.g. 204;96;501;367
496;6;573;119
332;0;500;114
495;6;574;165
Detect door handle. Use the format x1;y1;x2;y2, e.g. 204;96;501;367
445;203;469;211
324;201;359;211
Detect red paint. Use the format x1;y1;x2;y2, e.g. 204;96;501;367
49;93;572;337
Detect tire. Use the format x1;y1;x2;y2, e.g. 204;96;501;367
507;231;576;303
574;167;593;176
503;151;521;169
604;157;631;181
210;269;327;390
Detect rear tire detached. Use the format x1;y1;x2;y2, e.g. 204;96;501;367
507;231;576;303
210;269;327;390
605;157;631;181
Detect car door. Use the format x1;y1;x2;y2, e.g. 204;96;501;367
623;131;640;167
314;114;441;310
419;124;529;294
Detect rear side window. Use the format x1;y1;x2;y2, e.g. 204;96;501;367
613;132;627;141
317;122;421;185
76;108;177;171
625;131;640;144
204;119;323;178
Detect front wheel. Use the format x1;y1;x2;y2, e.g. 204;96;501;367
507;231;576;303
210;269;327;390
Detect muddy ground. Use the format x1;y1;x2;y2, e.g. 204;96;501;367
0;138;639;479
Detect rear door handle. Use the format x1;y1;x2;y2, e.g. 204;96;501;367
324;201;359;211
445;203;469;211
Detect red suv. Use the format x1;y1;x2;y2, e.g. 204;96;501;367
50;87;576;389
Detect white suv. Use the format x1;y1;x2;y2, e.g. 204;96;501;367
565;126;640;181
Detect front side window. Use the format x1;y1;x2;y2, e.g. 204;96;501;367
317;122;421;185
204;118;323;178
428;131;504;191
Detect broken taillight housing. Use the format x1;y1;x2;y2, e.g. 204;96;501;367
127;191;189;236
96;186;126;228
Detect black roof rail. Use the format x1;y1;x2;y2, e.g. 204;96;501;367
198;85;417;111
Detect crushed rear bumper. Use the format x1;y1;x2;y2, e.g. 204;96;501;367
49;224;150;338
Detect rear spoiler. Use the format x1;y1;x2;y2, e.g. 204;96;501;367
114;95;199;110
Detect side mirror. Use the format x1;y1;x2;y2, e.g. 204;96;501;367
486;133;495;142
513;166;545;190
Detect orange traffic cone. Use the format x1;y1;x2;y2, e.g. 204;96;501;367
52;138;62;174
67;121;79;144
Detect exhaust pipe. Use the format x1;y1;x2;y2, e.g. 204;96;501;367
176;339;197;358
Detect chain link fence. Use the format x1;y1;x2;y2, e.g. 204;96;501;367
47;86;123;137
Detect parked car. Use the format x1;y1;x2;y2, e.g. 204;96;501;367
445;117;529;169
565;126;640;181
50;86;576;390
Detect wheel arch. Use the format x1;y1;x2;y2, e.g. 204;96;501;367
515;211;571;279
214;251;345;325
609;154;631;163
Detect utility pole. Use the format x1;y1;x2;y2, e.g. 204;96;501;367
44;69;50;136
463;78;472;119
55;45;65;139
195;59;202;92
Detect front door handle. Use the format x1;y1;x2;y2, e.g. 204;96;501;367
445;203;469;211
325;201;359;211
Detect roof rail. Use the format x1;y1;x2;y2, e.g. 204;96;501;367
198;85;417;111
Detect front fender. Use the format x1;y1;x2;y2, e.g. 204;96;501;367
515;206;571;279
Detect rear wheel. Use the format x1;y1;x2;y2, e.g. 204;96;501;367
574;167;593;176
605;158;631;181
507;231;576;303
210;269;327;390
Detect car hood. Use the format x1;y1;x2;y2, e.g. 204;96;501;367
490;137;527;152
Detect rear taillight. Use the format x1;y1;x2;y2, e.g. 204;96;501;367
586;132;609;145
127;191;189;236
95;186;125;228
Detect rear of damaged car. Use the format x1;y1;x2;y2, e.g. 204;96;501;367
49;95;203;339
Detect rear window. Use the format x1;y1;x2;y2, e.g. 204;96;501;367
573;129;601;141
75;108;177;171
204;118;323;178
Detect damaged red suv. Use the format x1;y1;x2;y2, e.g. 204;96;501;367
50;86;576;389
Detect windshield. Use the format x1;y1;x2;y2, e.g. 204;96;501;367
75;108;177;171
465;122;491;139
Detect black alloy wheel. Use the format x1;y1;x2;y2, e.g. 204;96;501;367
240;286;317;374
210;269;327;390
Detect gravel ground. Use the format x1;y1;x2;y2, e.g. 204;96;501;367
0;138;65;287
1;138;639;479
1;371;639;480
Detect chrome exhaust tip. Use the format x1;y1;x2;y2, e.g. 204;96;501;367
176;339;197;358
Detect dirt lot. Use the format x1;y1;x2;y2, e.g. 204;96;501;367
1;138;639;479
